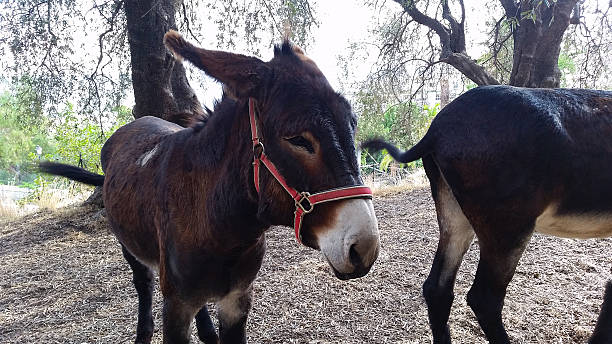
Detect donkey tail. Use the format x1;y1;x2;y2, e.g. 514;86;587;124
590;281;612;343
39;161;105;186
361;135;433;163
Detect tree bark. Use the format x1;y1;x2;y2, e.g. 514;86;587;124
395;0;579;88
87;0;206;208
124;0;205;120
393;0;501;86
506;0;578;87
440;76;449;108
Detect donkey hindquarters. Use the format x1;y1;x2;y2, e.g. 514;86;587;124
363;85;612;344
423;154;538;344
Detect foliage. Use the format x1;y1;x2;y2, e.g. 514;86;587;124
0;81;129;186
0;0;318;121
0;83;53;185
50;104;129;175
17;175;49;204
557;52;577;88
0;0;131;120
207;0;318;54
379;150;395;172
356;80;440;174
356;91;436;149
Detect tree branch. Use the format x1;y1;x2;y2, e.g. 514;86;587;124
392;0;451;53
91;0;124;80
443;53;500;85
260;0;284;37
392;0;498;85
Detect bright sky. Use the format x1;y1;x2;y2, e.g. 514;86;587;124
195;0;490;107
307;0;376;89
195;0;379;107
3;0;609;110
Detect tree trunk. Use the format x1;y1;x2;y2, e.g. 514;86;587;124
84;185;104;208
395;0;579;88
508;0;578;87
124;0;205;121
88;0;206;208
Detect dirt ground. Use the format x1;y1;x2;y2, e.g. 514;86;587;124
1;186;610;343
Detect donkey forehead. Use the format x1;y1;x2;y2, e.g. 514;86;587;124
268;42;336;97
267;88;356;132
267;47;355;123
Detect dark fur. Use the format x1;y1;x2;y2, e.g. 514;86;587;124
590;282;612;344
41;32;371;344
363;85;612;344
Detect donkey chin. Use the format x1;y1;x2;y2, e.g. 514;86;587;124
315;198;380;280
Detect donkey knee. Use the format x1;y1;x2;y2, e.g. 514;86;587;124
133;272;154;292
466;284;506;333
423;278;454;310
466;276;506;317
466;286;493;317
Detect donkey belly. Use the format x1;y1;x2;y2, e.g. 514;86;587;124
105;202;161;269
103;157;163;270
535;204;612;239
168;235;267;302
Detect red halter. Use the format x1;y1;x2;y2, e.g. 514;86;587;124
248;98;373;244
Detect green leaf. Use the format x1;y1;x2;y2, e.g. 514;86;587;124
379;151;395;172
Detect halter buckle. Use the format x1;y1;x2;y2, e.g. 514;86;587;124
295;192;314;213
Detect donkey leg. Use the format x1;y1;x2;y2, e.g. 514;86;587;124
589;281;612;344
121;244;155;344
466;223;533;344
217;286;253;344
423;159;475;344
162;296;198;344
195;305;219;344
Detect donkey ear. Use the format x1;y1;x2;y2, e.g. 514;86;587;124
164;30;271;98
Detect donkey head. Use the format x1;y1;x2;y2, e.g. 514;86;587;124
164;31;379;280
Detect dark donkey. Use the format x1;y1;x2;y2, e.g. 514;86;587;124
590;281;612;344
363;85;612;343
41;31;379;344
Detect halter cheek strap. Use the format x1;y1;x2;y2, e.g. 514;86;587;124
248;98;373;244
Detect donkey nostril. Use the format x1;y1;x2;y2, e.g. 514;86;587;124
349;244;363;269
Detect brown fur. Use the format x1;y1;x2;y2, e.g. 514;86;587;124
42;31;377;344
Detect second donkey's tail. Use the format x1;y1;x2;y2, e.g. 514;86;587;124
39;161;105;186
361;135;433;164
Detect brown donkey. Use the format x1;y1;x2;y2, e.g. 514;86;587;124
41;31;379;344
363;85;612;344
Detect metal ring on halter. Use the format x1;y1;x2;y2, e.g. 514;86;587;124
253;141;264;158
295;192;314;213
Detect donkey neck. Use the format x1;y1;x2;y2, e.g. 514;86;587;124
182;99;266;242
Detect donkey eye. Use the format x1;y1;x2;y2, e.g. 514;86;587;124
285;136;315;153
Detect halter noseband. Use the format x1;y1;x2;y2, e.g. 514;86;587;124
248;98;373;244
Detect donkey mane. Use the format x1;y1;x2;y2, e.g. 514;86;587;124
274;40;298;57
176;93;231;131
